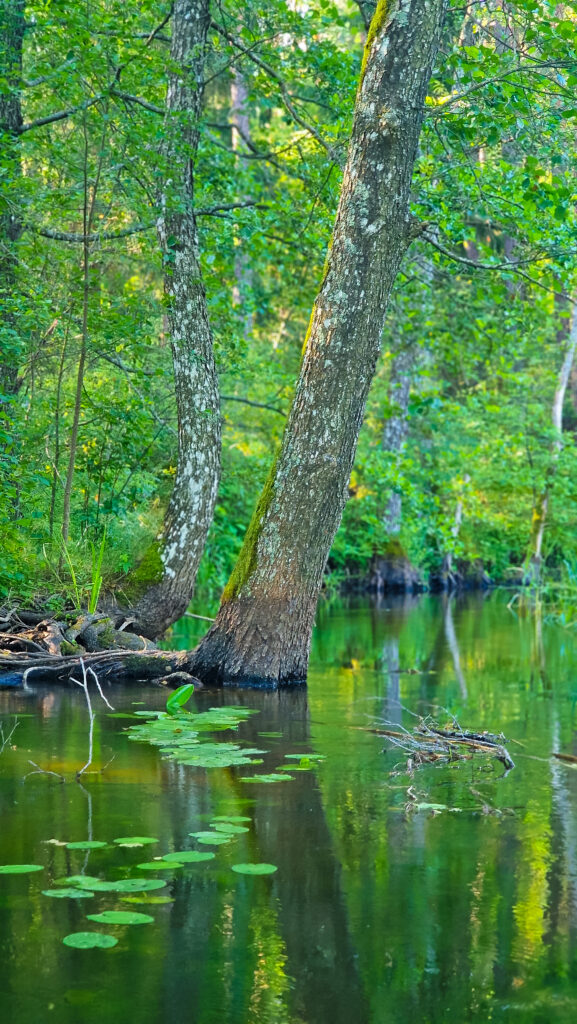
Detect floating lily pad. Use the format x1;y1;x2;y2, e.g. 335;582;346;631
86;911;154;925
197;835;231;846
283;753;325;761
62;932;117;949
239;774;293;783
137;861;182;871
258;732;283;738
81;878;166;893
66;841;108;851
232;863;278;876
42;888;94;899
120;895;174;905
212;823;250;834
162;850;215;863
113;837;158;846
0;864;44;874
212;816;251;823
58;875;101;887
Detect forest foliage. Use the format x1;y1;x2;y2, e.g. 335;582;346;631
2;0;577;613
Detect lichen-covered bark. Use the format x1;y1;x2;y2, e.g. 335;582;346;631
0;0;25;398
129;0;221;638
191;0;446;687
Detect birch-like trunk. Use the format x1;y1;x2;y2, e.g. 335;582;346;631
191;0;446;686
382;337;418;535
0;0;25;399
129;0;221;638
231;68;253;338
527;302;577;581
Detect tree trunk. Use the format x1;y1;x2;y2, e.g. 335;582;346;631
0;0;25;399
382;335;418;535
231;67;254;338
526;300;577;581
190;0;446;687
128;0;221;639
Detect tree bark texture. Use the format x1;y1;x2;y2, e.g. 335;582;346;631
0;0;25;399
129;0;221;639
382;336;419;535
190;0;446;687
527;300;577;580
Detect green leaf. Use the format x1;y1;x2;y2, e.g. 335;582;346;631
62;932;118;949
81;878;166;892
137;861;183;870
231;863;278;876
166;683;195;714
212;823;250;834
42;888;95;899
86;911;154;925
120;896;174;905
212;816;252;823
66;841;108;850
239;774;293;783
113;837;159;846
162;850;215;863
0;864;44;874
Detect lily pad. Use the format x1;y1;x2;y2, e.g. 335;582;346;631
86;911;154;925
42;888;95;899
197;835;231;846
162;851;215;863
239;774;293;783
66;841;108;851
62;932;118;949
120;895;174;905
137;861;182;871
232;863;278;876
58;875;101;887
212;822;250;834
0;864;44;874
82;878;166;893
212;816;251;823
113;837;158;846
284;753;325;761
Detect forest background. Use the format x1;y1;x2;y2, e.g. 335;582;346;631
2;0;577;621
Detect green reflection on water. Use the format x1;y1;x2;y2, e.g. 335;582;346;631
1;594;577;1023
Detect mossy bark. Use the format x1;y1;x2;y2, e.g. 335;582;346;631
128;0;221;639
190;0;446;687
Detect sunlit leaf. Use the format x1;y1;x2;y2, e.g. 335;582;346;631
62;932;118;949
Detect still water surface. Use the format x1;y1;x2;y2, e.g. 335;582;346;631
1;594;577;1023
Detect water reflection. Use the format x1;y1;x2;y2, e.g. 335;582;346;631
1;594;577;1021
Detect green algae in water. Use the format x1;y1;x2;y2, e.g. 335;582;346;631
62;932;118;950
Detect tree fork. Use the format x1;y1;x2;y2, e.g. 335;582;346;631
189;0;447;687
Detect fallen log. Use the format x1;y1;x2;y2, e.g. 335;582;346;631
0;610;200;688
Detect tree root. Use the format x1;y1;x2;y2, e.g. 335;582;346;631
0;609;200;688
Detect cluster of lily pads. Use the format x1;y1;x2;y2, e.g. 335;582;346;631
0;821;279;949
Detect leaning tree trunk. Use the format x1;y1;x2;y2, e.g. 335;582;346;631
128;0;221;639
0;0;25;399
526;300;577;582
190;0;446;687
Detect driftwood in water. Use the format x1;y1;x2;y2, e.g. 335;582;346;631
371;716;515;773
0;610;199;688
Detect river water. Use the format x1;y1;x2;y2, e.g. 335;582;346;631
1;593;577;1023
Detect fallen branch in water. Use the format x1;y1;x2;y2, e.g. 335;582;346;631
372;714;515;773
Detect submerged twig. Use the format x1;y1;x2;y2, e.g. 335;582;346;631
376;712;515;774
